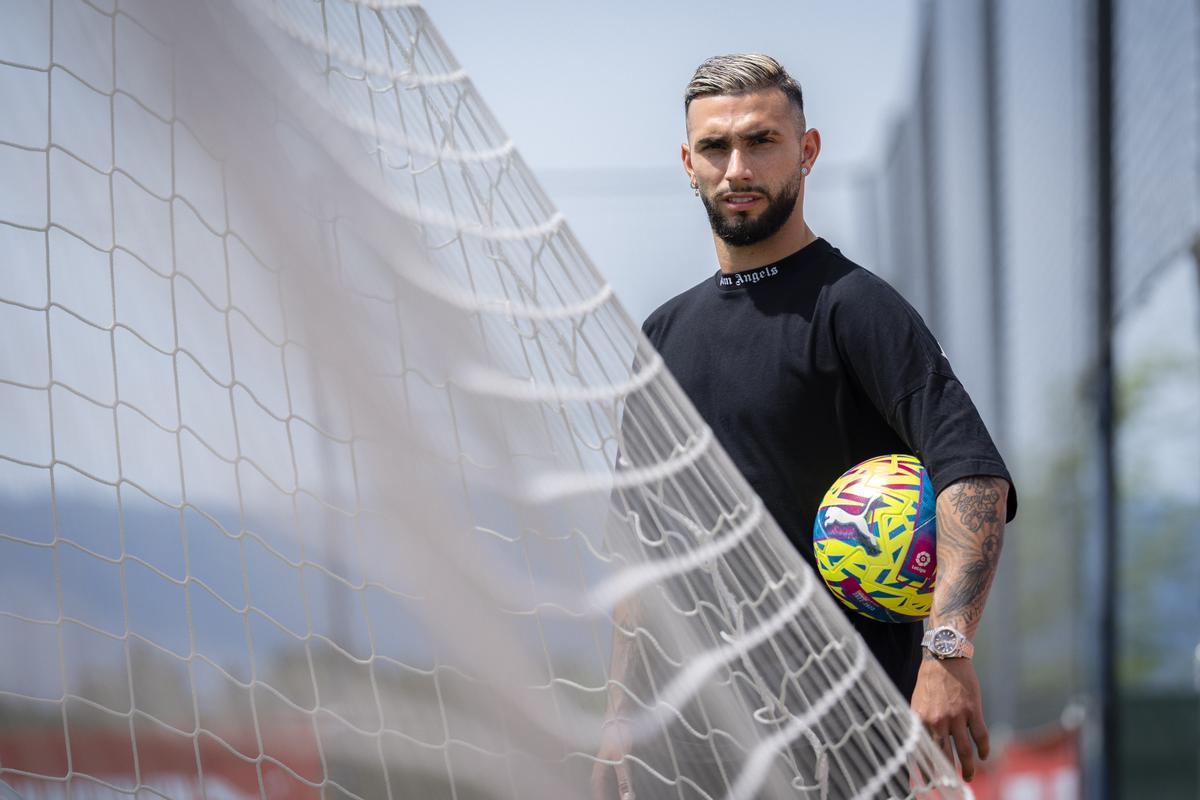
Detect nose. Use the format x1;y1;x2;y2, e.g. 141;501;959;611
725;147;752;184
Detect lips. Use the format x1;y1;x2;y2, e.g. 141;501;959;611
721;193;762;209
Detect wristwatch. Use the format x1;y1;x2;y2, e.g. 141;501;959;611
921;625;974;659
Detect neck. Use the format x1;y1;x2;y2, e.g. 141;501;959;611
714;212;817;273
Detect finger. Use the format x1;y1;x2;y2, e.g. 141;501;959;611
615;761;636;800
589;762;612;800
905;750;925;794
968;710;990;761
917;749;936;785
939;734;954;768
924;719;949;763
952;720;975;781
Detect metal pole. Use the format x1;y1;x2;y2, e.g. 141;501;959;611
981;0;1018;735
1093;0;1119;796
982;0;1004;447
917;3;940;330
1193;234;1200;798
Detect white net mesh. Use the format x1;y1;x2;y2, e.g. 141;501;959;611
0;1;967;797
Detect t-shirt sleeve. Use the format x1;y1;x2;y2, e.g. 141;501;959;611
832;271;1018;521
640;319;658;350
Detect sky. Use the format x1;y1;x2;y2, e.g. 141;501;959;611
419;0;923;322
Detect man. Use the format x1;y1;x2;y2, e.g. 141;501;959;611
593;54;1016;799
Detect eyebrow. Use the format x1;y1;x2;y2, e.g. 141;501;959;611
738;128;778;141
695;128;781;148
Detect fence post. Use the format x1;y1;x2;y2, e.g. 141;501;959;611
1091;0;1119;796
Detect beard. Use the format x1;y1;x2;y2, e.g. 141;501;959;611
700;170;802;247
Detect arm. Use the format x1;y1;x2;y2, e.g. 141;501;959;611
590;595;640;800
911;475;1008;781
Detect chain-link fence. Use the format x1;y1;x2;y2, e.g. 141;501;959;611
849;0;1200;796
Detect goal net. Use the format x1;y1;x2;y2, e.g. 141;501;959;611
0;1;964;797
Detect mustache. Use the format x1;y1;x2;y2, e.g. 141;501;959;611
714;186;771;198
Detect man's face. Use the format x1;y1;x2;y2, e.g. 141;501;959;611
683;89;810;247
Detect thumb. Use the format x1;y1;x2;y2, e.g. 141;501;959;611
614;760;635;800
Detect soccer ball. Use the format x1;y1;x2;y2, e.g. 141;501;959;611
812;454;937;623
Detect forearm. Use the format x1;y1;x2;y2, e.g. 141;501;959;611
604;596;641;717
593;595;642;798
930;476;1007;639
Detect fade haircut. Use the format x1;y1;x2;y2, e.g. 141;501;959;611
684;53;806;131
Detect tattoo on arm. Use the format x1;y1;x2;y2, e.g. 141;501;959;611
949;481;1001;534
938;531;1001;626
933;477;1007;632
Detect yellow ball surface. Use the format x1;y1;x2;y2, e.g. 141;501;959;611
812;454;937;623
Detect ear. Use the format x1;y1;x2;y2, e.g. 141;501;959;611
801;128;822;170
681;142;693;181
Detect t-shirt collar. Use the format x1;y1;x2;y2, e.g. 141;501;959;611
713;238;828;292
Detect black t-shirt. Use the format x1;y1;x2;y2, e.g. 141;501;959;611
641;237;1017;698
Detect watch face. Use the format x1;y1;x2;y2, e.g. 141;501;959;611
931;628;959;656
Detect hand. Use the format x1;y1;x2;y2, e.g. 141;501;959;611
590;718;636;800
910;657;990;782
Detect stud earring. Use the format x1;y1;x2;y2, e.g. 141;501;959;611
800;166;810;176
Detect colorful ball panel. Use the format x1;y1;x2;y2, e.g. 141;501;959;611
813;454;937;623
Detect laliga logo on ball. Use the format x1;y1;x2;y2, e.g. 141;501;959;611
813;455;938;623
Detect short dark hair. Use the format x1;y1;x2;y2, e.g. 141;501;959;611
684;53;806;129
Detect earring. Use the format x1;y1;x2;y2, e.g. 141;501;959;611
800;166;810;176
690;180;699;197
